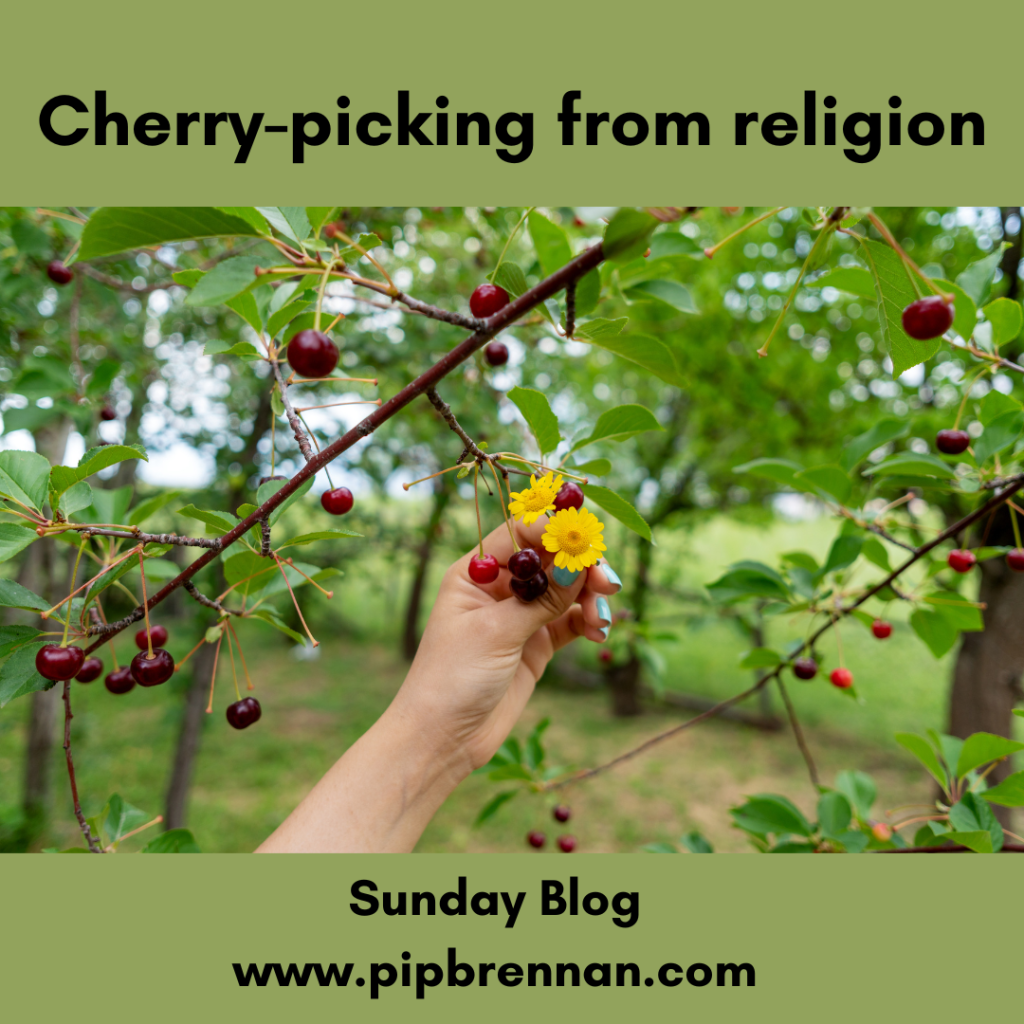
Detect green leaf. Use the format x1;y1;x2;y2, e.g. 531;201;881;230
171;269;204;287
835;770;876;819
944;830;993;854
839;419;909;472
955;732;1024;778
795;464;851;504
980;770;1024;807
956;248;1005;307
0;580;48;612
492;261;528;299
571;459;611;478
862;453;957;479
730;794;813;838
226;291;265;334
268;295;315;340
306;207;337;237
506;387;561;455
643;842;681;853
738;647;781;669
580;332;686;388
930;279;977;342
972;410;1024;465
0;523;38;563
909;607;960;659
176;505;238;536
922;595;984;633
276;529;363;550
823;533;863;574
335;232;384;263
102;794;149;845
0;625;44;658
222;550;275;592
474;790;518;827
572;317;628;341
78;207;262;261
204;339;261;360
128;490;183;527
707;562;791;604
256;476;314;527
895;732;948;788
860;536;891;572
624;279;697;313
487;763;534;782
213;207;270;234
570;404;663;453
255;207;311;245
817;791;853;838
257;563;339;600
679;830;713;853
0;642;52;707
983;297;1023;347
949;791;1002;851
528;211;572;278
246;608;306;644
581;485;652;542
859;238;940;378
185;256;264;307
59;481;93;517
141;828;201;853
574;269;601;318
810;266;876;299
0;450;52;511
604;208;660;263
50;444;148;500
733;458;804;487
77;485;133;527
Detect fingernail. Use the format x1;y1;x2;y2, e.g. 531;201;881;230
553;565;582;587
596;596;611;626
600;626;610;639
599;560;622;592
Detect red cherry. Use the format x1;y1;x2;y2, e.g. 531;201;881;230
871;620;892;640
287;329;339;378
553;805;571;823
99;404;117;421
1007;549;1024;572
469;283;510;319
901;296;954;340
484;341;509;366
75;657;103;683
226;696;262;730
508;548;542;581
830;667;854;689
527;830;546;849
35;644;85;681
469;554;500;584
936;429;970;455
598;648;613;664
553;482;585;512
104;666;135;694
135;624;168;650
321;487;354;515
573;216;585;227
793;657;818;680
46;260;73;285
130;648;175;687
557;835;577;852
510;571;549;603
947;549;976;573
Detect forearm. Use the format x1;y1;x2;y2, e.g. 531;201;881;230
256;699;471;853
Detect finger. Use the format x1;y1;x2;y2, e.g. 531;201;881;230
547;606;609;651
458;515;554;601
578;585;613;631
480;565;589;648
587;558;623;596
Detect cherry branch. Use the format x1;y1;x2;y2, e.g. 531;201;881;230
270;361;314;463
62;681;103;853
81;240;608;655
44;526;221;549
183;580;237;616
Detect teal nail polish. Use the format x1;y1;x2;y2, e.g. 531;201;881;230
553;565;582;587
600;560;622;591
600;626;610;639
596;596;611;626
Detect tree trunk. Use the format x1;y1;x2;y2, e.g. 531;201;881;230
164;638;217;829
608;652;644;717
19;419;72;847
402;480;451;660
948;506;1024;827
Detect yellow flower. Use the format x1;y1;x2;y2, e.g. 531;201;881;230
542;506;607;572
508;471;563;525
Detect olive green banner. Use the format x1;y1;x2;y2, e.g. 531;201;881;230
2;0;1021;203
2;855;1021;1022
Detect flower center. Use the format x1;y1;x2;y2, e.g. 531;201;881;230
522;489;552;511
562;529;589;555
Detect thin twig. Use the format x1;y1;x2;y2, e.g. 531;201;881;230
270;363;314;462
183;580;236;616
775;675;820;789
62;681;103;853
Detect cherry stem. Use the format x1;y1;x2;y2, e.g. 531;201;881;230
403;463;464;490
757;231;820;359
952;365;989;429
474;465;484;558
488;459;519;551
106;815;163;850
281;557;334;598
490;206;534;284
175;633;208;673
62;680;102;853
775;674;820;790
60;538;88;647
322;309;346;334
226;620;254;691
205;633;223;713
1011;504;1023;550
313;259;334;332
271;553;319;647
138;553;154;658
704;206;785;259
225;624;241;701
295;399;382;412
42;543;144;620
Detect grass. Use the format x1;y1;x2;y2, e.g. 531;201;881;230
0;514;1018;853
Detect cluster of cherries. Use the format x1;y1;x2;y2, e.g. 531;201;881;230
468;481;585;602
792;619;894;690
526;804;576;852
470;282;512;367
